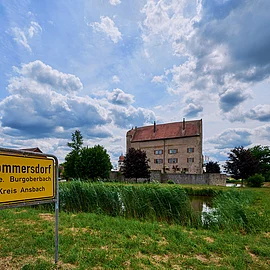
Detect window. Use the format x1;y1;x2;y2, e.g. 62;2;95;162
187;147;194;153
154;150;163;155
154;159;163;164
169;149;178;154
168;158;178;163
187;158;194;163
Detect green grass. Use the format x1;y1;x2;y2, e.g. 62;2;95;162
0;184;270;269
0;205;270;269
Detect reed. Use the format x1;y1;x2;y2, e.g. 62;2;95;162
203;189;269;233
58;181;198;225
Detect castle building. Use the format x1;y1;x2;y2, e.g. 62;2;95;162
126;119;203;174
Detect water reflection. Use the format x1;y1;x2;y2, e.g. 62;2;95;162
189;196;215;223
226;183;242;187
189;196;213;213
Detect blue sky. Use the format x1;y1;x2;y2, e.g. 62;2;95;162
1;0;270;167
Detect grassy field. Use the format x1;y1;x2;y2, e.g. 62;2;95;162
0;184;270;269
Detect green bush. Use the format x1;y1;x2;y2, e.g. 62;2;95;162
167;179;175;184
247;174;265;187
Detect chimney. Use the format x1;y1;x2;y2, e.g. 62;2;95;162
182;118;186;130
154;121;156;133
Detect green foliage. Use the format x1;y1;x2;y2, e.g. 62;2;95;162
123;148;150;181
67;129;83;151
224;146;259;183
247;174;265;187
59;181;198;225
167;179;175;184
63;130;84;179
63;150;81;179
80;145;112;180
182;187;220;197
203;190;268;233
205;161;221;173
250;145;270;181
63;131;112;180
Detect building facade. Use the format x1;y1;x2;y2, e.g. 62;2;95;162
126;119;203;174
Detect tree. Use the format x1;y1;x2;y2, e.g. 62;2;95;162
67;130;83;151
63;151;81;179
63;130;84;179
123;148;150;182
205;161;221;173
224;146;259;185
80;145;112;180
249;145;270;181
247;174;265;188
63;131;112;180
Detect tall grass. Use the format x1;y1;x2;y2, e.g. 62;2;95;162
203;189;269;233
59;181;199;225
181;186;221;197
39;181;269;233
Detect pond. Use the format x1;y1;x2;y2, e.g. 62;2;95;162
189;195;214;214
226;183;242;187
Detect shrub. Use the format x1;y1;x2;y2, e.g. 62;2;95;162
246;174;265;187
167;179;175;184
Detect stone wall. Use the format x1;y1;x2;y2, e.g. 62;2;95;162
110;170;226;186
110;171;124;181
150;171;226;186
160;172;226;186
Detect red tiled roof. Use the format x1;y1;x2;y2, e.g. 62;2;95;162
127;120;202;142
19;147;43;153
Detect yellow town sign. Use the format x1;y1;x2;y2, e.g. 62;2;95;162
0;153;55;205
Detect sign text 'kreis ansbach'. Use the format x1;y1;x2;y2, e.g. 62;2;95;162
0;154;55;205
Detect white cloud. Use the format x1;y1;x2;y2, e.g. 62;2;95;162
110;105;155;128
9;21;42;52
183;103;203;118
207;128;253;149
0;61;107;138
107;88;134;106
91;16;122;43
246;105;270;122
10;27;32;52
12;60;83;93
109;0;121;6
151;75;165;83
112;75;120;83
140;0;270;119
254;124;270;141
0;61;155;147
28;21;42;38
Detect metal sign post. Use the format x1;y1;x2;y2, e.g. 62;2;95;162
0;147;59;264
55;165;59;263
